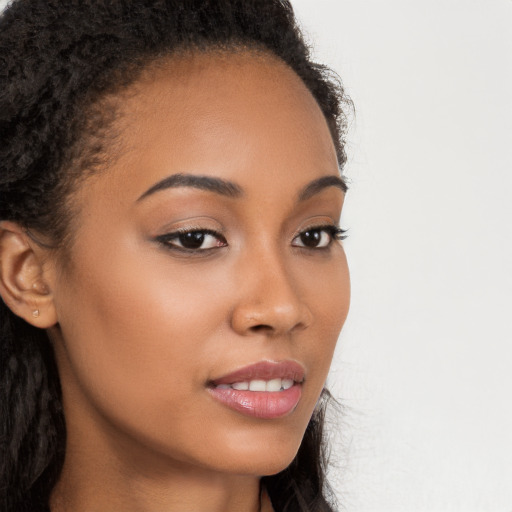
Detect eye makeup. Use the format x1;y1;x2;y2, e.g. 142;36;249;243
154;223;347;256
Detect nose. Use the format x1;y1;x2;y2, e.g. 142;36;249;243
230;249;313;337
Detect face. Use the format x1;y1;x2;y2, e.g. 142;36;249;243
48;51;350;477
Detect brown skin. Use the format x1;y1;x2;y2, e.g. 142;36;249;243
0;52;350;511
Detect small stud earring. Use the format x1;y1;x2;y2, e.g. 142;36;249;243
32;281;49;294
32;309;40;318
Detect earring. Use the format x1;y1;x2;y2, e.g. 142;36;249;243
32;280;50;294
32;309;40;318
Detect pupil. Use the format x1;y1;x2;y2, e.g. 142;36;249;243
179;232;205;249
300;230;320;247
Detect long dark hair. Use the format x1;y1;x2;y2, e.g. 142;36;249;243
0;1;350;510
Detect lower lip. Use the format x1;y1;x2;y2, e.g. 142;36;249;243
208;384;302;419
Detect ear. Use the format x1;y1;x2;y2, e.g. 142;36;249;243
0;221;58;328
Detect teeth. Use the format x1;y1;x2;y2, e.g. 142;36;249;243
281;379;294;390
249;379;266;391
216;378;296;392
266;378;282;392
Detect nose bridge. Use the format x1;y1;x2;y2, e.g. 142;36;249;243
231;237;312;335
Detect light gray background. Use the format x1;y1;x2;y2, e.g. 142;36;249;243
289;1;512;511
1;1;511;511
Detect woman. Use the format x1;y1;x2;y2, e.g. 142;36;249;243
0;1;351;511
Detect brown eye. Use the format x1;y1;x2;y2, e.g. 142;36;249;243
292;226;343;249
157;229;227;252
302;230;328;248
178;231;207;249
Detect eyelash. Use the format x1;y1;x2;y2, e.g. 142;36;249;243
155;225;347;254
156;228;227;254
305;225;347;240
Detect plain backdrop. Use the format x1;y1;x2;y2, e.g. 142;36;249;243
1;1;511;511
288;1;512;511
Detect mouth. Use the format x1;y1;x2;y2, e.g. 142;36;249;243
214;377;296;392
207;360;305;419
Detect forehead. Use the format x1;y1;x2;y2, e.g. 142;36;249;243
84;50;339;205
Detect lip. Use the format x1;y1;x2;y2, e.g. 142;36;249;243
210;360;305;386
207;360;305;419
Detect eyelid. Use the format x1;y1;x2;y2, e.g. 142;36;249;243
155;227;227;254
293;223;347;240
153;221;347;255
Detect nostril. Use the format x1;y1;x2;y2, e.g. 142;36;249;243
250;324;273;333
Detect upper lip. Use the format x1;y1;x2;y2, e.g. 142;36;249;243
210;360;306;386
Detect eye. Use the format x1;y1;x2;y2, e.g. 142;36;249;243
292;225;346;249
156;229;227;252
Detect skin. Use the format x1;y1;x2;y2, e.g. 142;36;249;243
1;51;350;511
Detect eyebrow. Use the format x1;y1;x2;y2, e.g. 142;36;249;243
137;173;243;201
297;175;348;201
137;172;347;202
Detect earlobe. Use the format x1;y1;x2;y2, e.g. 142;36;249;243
0;221;58;328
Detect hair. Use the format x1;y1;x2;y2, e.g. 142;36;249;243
0;1;350;510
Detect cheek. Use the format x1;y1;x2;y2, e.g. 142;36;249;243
52;245;245;468
55;249;227;406
303;247;350;355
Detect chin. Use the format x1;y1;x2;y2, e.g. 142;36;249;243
220;451;299;478
205;423;306;477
